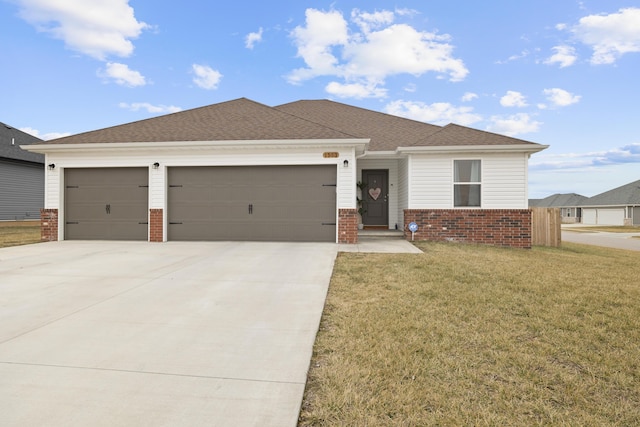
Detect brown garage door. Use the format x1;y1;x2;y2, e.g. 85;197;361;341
65;168;148;240
168;165;336;242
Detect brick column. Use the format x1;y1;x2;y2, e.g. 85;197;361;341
338;208;358;244
149;209;164;242
40;209;58;242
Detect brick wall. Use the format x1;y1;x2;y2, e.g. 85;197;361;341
40;209;58;242
338;208;358;244
404;209;532;249
149;209;163;242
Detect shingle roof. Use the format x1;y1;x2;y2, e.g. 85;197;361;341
528;193;588;208
581;179;640;206
0;122;43;163
38;98;358;145
415;123;538;147
275;99;442;151
35;97;545;152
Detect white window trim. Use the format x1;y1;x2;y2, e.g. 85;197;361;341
452;159;482;208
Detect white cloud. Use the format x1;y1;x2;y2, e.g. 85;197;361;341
326;81;387;99
403;83;417;93
118;102;182;114
543;88;581;107
99;62;146;87
384;100;482;126
245;27;263;49
461;92;478;102
530;143;640;170
486;113;541;136
500;91;528;107
351;8;395;33
496;49;532;64
287;8;468;97
570;7;640;64
19;127;70;140
544;45;578;68
288;9;349;84
192;64;223;90
16;0;149;60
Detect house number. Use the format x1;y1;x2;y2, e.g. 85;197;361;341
323;152;339;158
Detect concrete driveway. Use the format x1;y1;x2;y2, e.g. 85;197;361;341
0;241;338;427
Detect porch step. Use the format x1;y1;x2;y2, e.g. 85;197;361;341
358;229;404;239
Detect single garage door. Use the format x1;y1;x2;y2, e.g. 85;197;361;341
65;168;149;240
582;209;597;225
597;208;625;225
168;165;336;242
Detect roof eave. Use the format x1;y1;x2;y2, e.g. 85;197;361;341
397;144;549;154
22;138;371;154
359;150;403;159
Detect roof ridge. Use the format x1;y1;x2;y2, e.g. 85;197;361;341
278;99;442;130
274;102;362;139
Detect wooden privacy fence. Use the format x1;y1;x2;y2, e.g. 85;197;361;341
531;207;561;247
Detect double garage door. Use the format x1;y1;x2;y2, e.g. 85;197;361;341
64;166;337;242
582;208;625;226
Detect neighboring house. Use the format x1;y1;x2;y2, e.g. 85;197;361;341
529;193;588;224
580;180;640;226
0;122;44;221
23;98;547;247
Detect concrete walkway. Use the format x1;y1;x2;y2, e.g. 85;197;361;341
339;237;423;254
339;230;423;254
0;241;338;427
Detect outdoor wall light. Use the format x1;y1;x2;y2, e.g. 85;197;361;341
343;159;349;168
152;162;160;169
48;163;55;170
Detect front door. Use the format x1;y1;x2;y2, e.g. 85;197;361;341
361;169;388;227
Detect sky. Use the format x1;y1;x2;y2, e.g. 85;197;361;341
2;0;639;199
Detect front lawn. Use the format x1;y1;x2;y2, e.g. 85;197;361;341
0;223;41;248
299;242;640;426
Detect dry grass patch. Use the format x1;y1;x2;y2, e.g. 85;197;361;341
299;242;640;426
0;224;41;248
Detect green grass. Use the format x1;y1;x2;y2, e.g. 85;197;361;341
299;242;640;426
0;224;41;248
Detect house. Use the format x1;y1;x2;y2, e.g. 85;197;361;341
580;180;640;226
529;193;588;224
0;122;44;221
22;98;547;247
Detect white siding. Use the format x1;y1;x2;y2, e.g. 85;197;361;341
409;155;452;208
482;154;528;209
338;147;357;209
357;158;399;229
408;152;529;209
397;157;409;227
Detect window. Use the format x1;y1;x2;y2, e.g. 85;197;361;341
454;160;481;207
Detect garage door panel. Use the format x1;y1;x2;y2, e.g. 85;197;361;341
65;220;148;240
597;208;624;225
583;209;596;225
65;168;148;241
168;165;336;242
